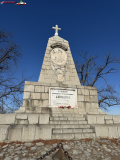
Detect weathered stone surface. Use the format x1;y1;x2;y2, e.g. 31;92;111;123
105;115;113;119
28;114;39;124
96;115;105;124
0;114;15;124
93;125;109;138
16;114;27;119
90;103;99;109
23;92;30;99
8;125;22;141
41;93;49;99
89;90;97;96
22;125;36;141
15;119;29;125
35;125;52;140
108;126;119;138
24;85;34;92
31;93;41;99
77;95;84;101
113;116;120;123
85;102;91;110
39;114;49;124
35;86;44;92
106;119;113;124
0;125;10;141
87;115;97;124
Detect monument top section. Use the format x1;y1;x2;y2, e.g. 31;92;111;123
52;25;61;36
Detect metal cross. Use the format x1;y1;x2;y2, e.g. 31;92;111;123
52;25;61;36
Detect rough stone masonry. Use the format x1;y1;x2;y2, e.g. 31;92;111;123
0;25;120;142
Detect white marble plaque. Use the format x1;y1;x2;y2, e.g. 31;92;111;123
49;87;77;108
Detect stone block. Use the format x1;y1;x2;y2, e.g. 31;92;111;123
25;81;41;85
8;125;22;141
85;86;97;90
42;100;49;107
98;109;107;115
90;90;97;96
84;102;91;110
41;93;49;99
118;126;120;137
85;96;98;102
34;100;41;106
31;93;41;99
0;125;10;141
23;92;30;99
28;114;39;124
105;115;113;119
96;115;105;124
23;99;34;107
34;100;48;107
108;126;119;138
50;83;59;87
35;86;44;92
84;96;91;102
90;103;99;109
45;86;49;92
16;114;27;119
106;119;113;124
113;116;120;123
78;102;84;108
78;89;84;95
39;114;49;124
35;125;52;140
0;114;15;124
15;119;29;125
94;125;109;138
22;125;36;141
24;85;34;92
87;115;97;124
77;95;84;101
83;89;89;95
15;106;26;113
46;65;51;69
35;107;42;113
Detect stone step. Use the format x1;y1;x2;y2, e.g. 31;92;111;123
41;124;91;129
50;117;85;121
50;120;87;124
51;133;95;140
51;113;83;117
52;128;94;134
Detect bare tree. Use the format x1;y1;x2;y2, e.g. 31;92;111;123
0;29;32;113
75;51;120;111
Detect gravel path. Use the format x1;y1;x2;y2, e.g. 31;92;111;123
0;138;120;160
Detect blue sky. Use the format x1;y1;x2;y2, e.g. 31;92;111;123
0;0;120;115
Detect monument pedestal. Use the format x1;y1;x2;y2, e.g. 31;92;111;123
0;26;120;142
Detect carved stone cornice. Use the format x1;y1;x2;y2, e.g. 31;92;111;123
50;43;68;51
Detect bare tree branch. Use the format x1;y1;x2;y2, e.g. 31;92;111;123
75;51;120;111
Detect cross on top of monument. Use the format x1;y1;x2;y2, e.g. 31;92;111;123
52;25;61;36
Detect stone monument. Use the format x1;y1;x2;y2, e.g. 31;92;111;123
0;25;120;142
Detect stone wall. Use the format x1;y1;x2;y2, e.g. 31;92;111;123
38;36;80;86
87;115;120;124
21;81;99;112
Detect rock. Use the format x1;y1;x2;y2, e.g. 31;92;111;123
72;150;78;155
24;143;33;147
36;142;44;146
4;157;12;160
2;144;9;149
30;146;37;150
0;152;4;157
84;151;91;157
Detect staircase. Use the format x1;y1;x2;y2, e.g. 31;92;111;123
49;108;95;140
